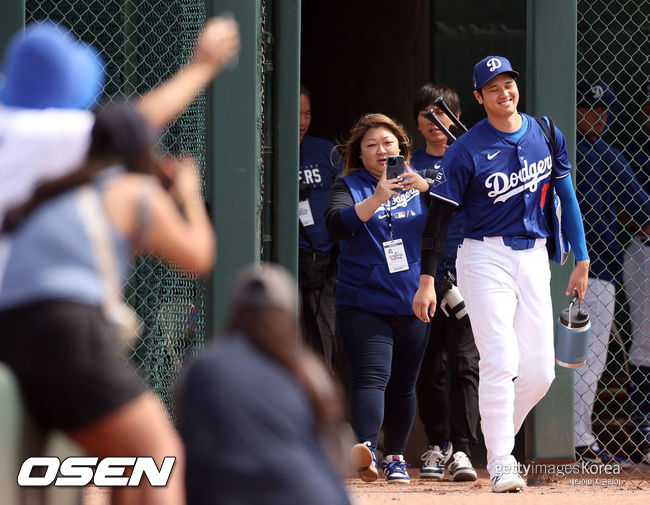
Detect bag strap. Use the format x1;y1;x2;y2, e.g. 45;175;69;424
77;186;125;321
534;116;558;210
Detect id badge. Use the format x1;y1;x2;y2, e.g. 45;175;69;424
383;238;409;273
299;200;315;226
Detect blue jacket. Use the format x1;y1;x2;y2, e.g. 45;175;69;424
333;170;428;315
576;133;650;282
180;334;350;505
411;147;465;281
299;135;342;252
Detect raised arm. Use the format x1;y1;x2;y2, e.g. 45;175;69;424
136;17;240;129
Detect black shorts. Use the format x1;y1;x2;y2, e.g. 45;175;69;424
0;300;146;431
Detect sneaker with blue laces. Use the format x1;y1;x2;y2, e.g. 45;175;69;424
382;455;410;483
420;442;452;479
351;441;378;482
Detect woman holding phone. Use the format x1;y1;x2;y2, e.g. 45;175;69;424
324;113;432;484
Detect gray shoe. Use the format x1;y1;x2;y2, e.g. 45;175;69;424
420;442;452;479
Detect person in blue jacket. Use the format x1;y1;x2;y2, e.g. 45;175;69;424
574;80;650;464
324;113;432;484
298;85;343;369
410;83;480;482
623;82;650;466
178;264;351;505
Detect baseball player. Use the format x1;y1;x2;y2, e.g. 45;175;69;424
413;56;590;492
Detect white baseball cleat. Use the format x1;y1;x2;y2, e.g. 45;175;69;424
489;455;526;493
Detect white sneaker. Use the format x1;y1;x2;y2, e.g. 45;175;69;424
448;451;477;482
490;456;525;493
420;442;452;479
351;442;378;482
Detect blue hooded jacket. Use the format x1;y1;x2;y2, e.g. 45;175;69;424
333;169;428;315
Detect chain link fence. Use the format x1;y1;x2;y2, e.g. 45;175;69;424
576;0;650;475
24;0;209;415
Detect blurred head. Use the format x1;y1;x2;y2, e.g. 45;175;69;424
89;102;174;189
299;84;311;143
227;263;345;429
341;113;410;178
412;83;461;147
0;21;105;109
576;81;618;140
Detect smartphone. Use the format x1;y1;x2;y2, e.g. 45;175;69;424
386;155;406;179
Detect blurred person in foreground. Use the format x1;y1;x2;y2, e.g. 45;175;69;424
0;17;240;285
0;102;214;505
178;263;351;505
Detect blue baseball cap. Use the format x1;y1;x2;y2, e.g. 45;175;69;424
576;81;617;109
473;56;519;90
0;21;105;109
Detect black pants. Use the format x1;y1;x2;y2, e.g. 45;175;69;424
416;305;479;456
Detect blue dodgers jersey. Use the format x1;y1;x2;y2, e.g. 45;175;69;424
336;170;428;316
411;147;464;281
299;135;343;252
431;114;571;239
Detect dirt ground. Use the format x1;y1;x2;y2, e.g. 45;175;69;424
346;467;650;505
82;466;650;504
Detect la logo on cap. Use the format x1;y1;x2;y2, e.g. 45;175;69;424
591;85;605;100
487;58;502;72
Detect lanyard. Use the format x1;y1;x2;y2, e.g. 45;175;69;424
385;197;394;241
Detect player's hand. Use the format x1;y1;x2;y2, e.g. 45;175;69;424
413;275;437;322
192;17;241;73
375;169;403;202
566;259;590;300
399;163;430;193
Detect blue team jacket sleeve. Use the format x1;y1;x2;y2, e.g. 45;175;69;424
555;175;589;261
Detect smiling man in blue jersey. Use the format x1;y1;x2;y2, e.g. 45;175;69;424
413;56;590;493
298;85;343;370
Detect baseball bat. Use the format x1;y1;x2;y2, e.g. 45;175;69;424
424;109;456;144
433;96;468;133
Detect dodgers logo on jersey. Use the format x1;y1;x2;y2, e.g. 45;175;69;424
485;154;553;204
487;58;502;72
376;188;420;218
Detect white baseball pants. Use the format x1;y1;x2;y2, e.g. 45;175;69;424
457;237;555;474
573;278;615;448
623;236;650;367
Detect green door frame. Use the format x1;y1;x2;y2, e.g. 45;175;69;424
525;0;577;462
